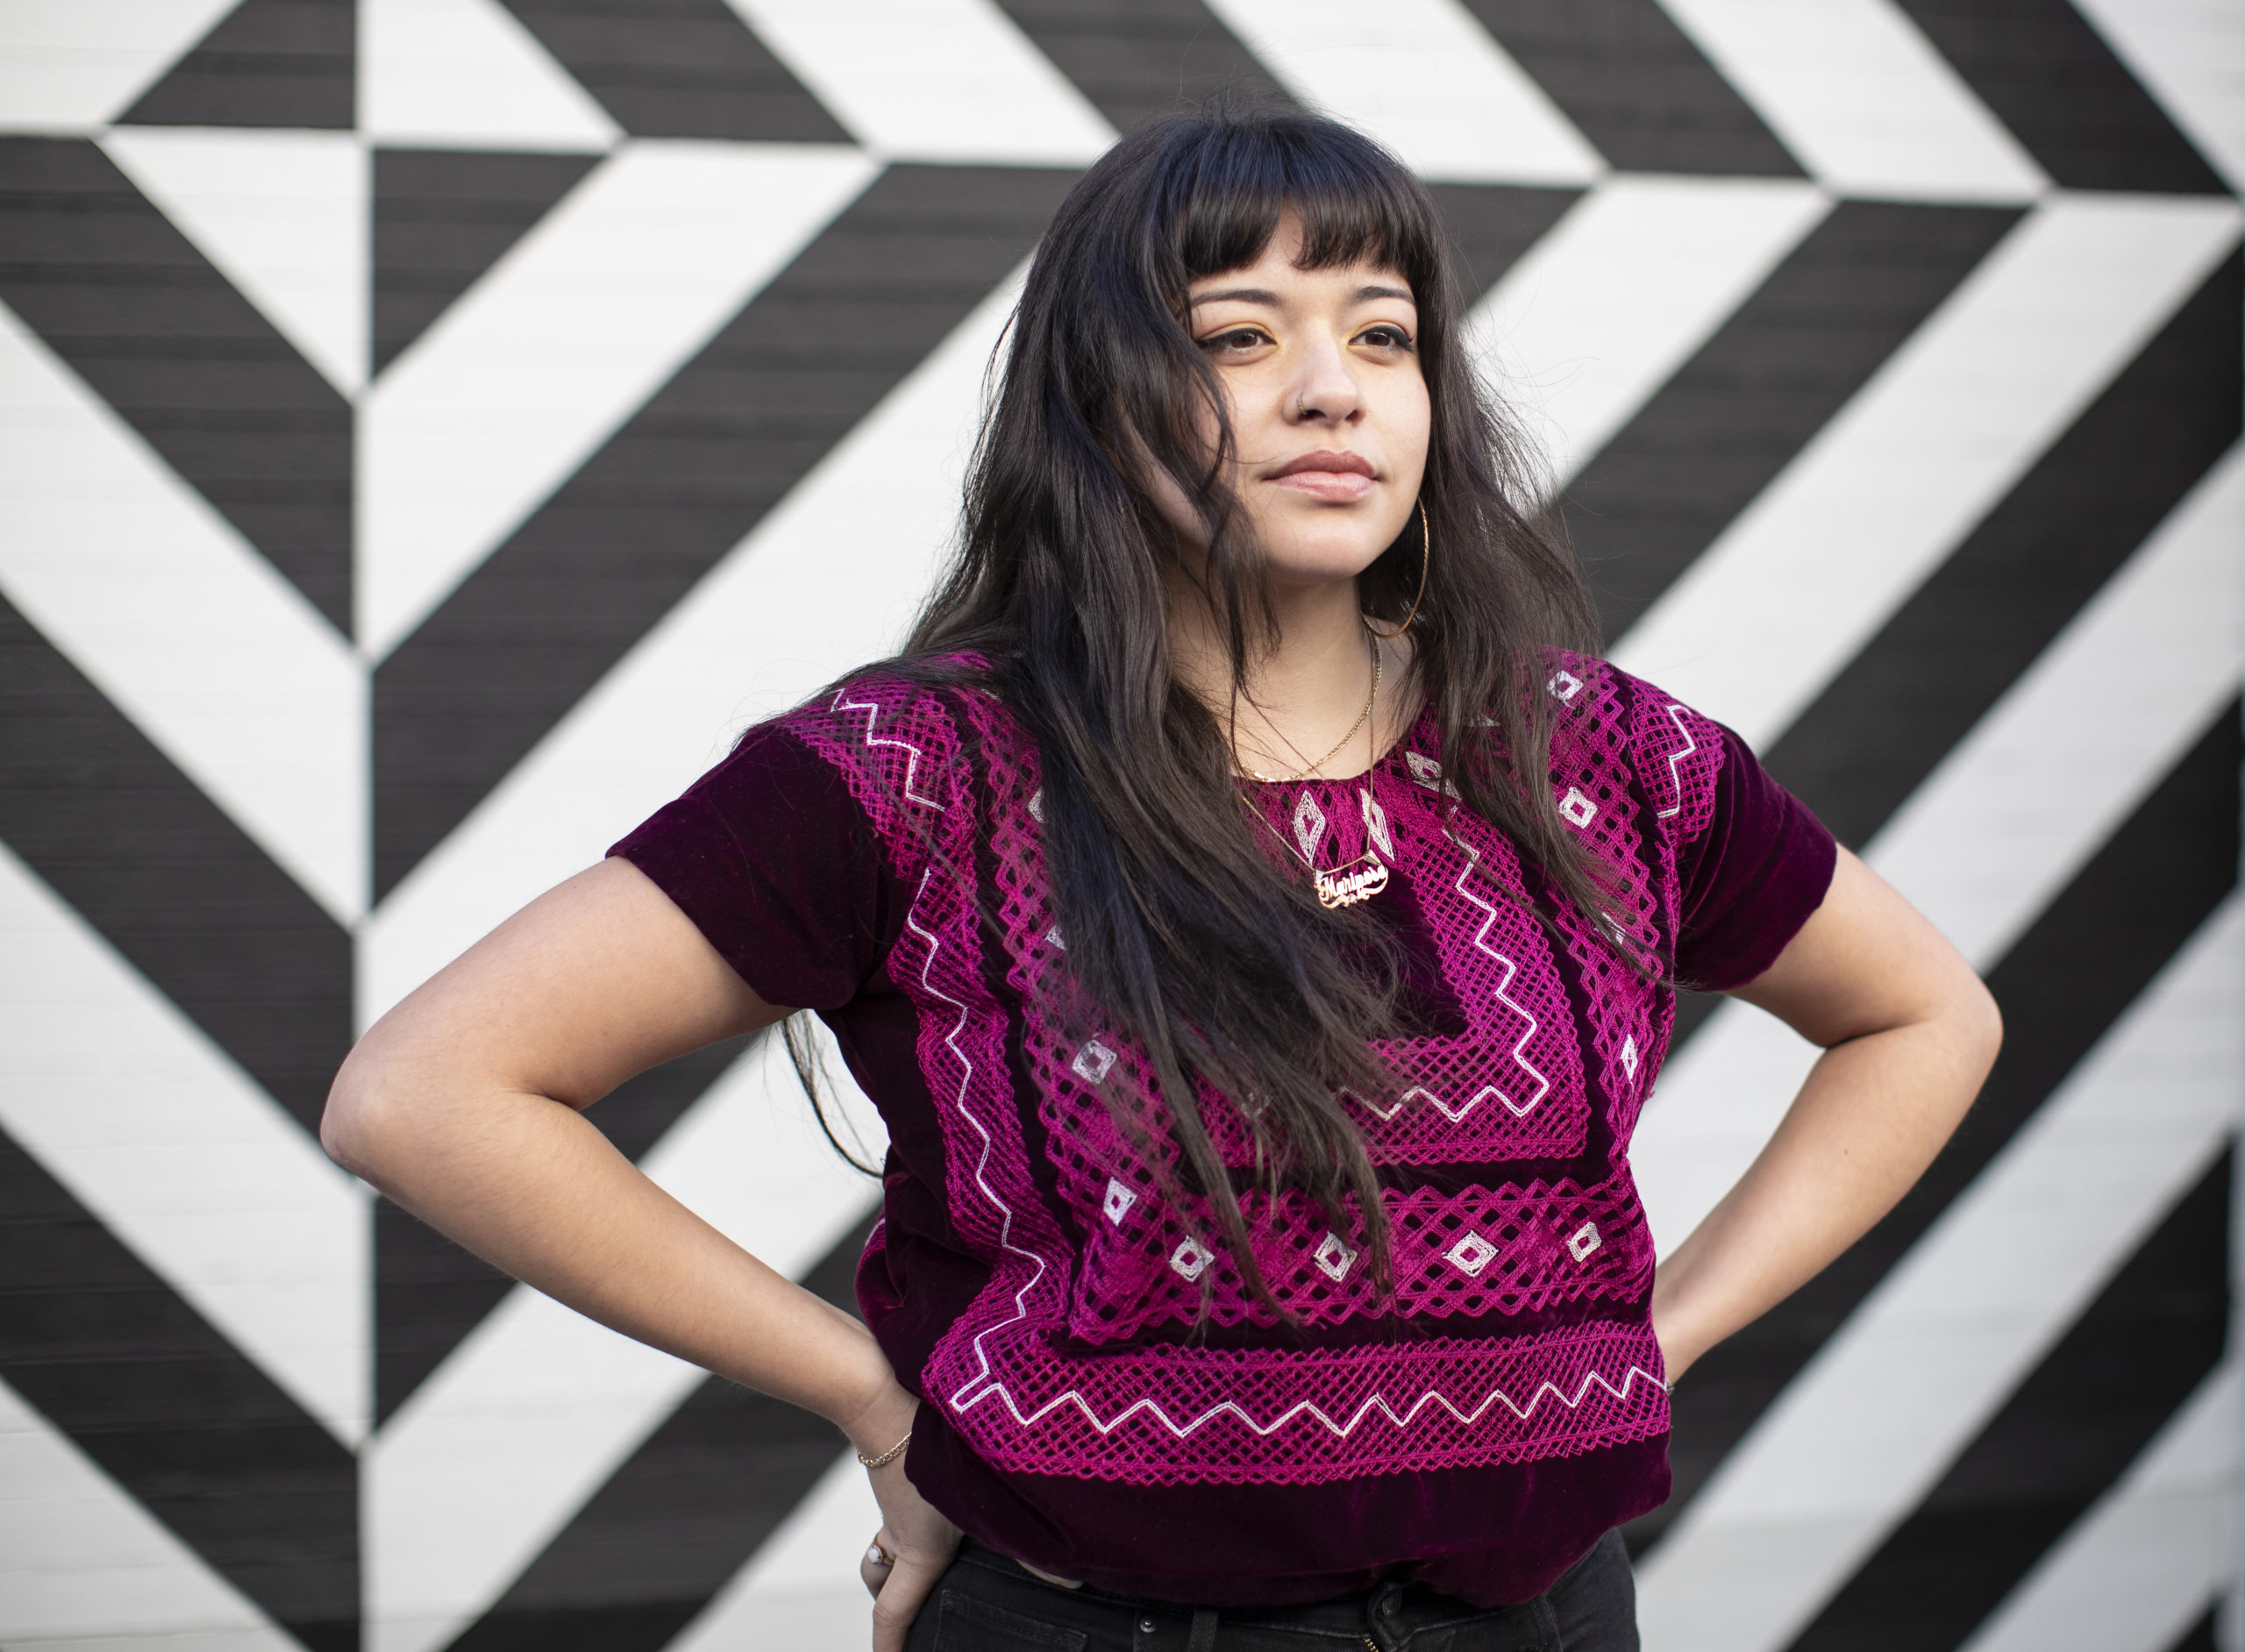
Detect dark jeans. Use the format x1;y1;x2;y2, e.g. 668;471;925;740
901;1529;1639;1651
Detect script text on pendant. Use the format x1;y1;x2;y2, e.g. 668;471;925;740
1315;860;1389;908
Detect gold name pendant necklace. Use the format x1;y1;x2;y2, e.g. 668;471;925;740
1236;624;1391;908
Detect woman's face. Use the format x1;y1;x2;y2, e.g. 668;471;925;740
1179;212;1431;591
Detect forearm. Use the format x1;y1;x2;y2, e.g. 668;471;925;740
329;1082;909;1449
1650;1009;1992;1380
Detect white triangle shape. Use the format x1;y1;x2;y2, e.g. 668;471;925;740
0;0;240;129
362;0;620;153
103;126;368;395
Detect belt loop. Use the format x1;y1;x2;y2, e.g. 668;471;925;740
1186;1606;1218;1651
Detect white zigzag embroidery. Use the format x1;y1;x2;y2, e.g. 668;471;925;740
902;872;1057;1413
1655;701;1696;821
831;687;944;810
957;1362;1667;1442
1348;832;1553;1124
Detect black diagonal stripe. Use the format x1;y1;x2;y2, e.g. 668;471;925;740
1457;0;1802;175
2165;1606;2220;1652
987;0;1294;133
374;147;602;378
0;136;353;631
376;1034;759;1426
1425;183;1584;302
374;162;1082;898
1570;202;2021;645
0;593;350;1136
118;0;353;132
497;0;850;142
438;1203;882;1651
1786;1145;2231;1652
1631;699;2243;1554
1892;0;2228;196
1767;247;2242;849
0;1120;357;1652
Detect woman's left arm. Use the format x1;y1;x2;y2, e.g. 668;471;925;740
1650;845;2003;1381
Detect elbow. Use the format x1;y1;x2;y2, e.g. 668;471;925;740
319;1040;398;1183
1956;972;2004;1088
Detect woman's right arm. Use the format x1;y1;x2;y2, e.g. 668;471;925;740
321;855;959;1648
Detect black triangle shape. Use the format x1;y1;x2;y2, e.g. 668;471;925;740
119;0;353;132
1893;0;2228;195
373;147;602;378
1458;0;1804;176
497;0;852;142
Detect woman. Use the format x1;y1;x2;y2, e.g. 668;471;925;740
324;109;1999;1650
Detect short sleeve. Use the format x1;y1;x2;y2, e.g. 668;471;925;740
1673;723;1837;992
609;723;901;1012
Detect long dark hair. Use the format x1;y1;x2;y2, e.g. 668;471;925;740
866;107;1612;1314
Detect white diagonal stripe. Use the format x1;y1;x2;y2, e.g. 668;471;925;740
1472;174;1830;485
360;260;1025;1027
1867;441;2245;965
0;297;367;925
664;1448;880;1652
0;839;370;1446
1960;1359;2240;1652
361;0;621;154
1654;0;2045;201
0;1375;301;1652
359;139;878;659
2069;0;2245;197
1636;438;2245;1258
722;0;1114;165
1613;194;2243;748
0;0;237;132
367;1029;884;1652
103;127;369;395
1636;899;2243;1652
1202;0;1604;184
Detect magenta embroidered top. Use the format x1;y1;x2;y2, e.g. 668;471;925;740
609;653;1835;1609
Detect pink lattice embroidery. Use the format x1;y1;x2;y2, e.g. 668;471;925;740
1058;1176;1654;1344
937;1320;1669;1485
787;667;1693;1489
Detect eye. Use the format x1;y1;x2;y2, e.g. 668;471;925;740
1198;325;1272;356
1356;323;1415;351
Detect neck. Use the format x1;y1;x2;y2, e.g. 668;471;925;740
1168;572;1395;781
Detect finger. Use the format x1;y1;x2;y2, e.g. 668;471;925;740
858;1532;896;1600
868;1551;947;1652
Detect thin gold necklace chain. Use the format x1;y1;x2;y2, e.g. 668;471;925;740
1236;623;1384;786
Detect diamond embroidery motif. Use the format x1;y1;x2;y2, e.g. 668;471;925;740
1446;1231;1498;1277
1027;787;1044;822
1405;751;1443;789
1567;1221;1602;1263
1558;787;1597;828
1293;791;1327;860
1044;924;1065;951
1103;1178;1137;1226
1549;669;1584;701
1619;1034;1639;1080
1314;1232;1358;1282
1072;1041;1116;1084
1169;1236;1215;1281
1360;788;1393;858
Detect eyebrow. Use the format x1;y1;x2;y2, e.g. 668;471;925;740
1189;282;1415;307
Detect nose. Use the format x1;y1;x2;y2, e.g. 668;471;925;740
1288;337;1362;426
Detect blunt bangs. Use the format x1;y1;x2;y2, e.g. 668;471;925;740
1149;111;1443;299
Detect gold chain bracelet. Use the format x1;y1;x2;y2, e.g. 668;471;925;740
856;1432;911;1470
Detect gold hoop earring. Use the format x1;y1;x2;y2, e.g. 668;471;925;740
1365;499;1430;639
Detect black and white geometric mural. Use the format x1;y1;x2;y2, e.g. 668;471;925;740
0;1;2237;1647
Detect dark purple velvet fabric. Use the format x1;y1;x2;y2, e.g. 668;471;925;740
610;663;1835;1607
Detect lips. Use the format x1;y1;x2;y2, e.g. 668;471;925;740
1266;449;1377;502
1267;450;1376;481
